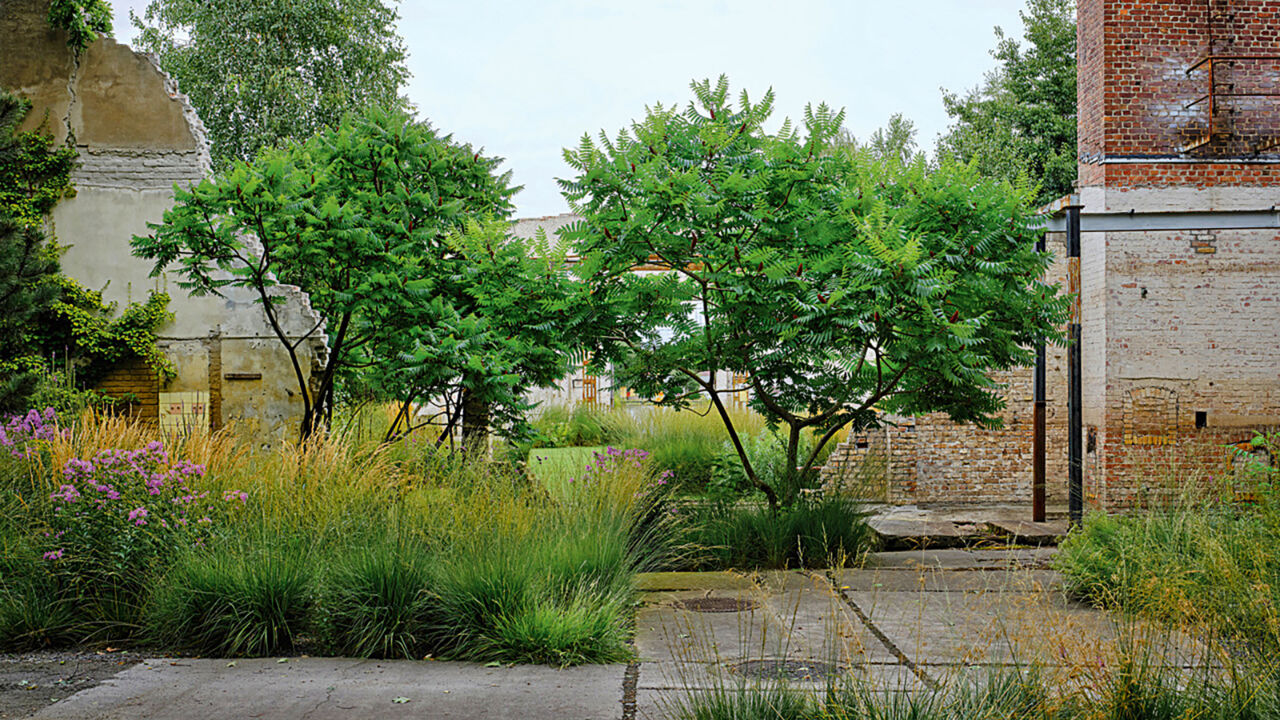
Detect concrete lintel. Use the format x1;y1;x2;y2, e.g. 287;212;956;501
1040;209;1280;233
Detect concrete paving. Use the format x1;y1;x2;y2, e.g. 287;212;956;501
30;658;626;720
867;505;1069;550
16;548;1148;720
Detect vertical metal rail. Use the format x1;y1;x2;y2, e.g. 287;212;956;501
1033;233;1047;523
1066;204;1084;528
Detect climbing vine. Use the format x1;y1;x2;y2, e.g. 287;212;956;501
47;0;114;52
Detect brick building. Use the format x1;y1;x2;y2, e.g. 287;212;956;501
826;0;1280;510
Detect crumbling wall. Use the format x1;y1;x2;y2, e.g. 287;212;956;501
0;0;325;437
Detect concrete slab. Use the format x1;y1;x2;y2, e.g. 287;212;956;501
837;567;1062;594
752;571;895;664
31;658;626;720
637;572;752;592
986;520;1068;545
869;518;976;549
635;590;784;664
842;588;1115;666
866;548;1057;571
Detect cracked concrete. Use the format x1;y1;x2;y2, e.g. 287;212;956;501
8;549;1189;720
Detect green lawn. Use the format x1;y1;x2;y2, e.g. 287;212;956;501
528;446;604;499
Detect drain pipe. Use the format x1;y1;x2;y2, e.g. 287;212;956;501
1066;200;1084;528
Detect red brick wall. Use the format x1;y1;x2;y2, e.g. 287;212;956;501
1078;0;1280;188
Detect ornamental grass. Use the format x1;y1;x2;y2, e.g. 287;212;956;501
0;408;672;663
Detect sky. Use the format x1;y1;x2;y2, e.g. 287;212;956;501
110;1;1028;218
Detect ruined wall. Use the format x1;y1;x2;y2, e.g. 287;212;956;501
1076;0;1280;509
822;237;1071;507
0;0;325;437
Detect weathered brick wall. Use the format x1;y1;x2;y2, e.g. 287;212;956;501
1076;0;1280;510
1097;225;1280;509
1077;0;1280;168
94;356;159;423
1076;0;1280;215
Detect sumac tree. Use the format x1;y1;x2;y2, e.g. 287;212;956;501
561;77;1069;510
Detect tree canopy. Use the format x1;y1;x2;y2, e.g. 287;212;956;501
136;108;585;442
561;76;1069;509
47;0;113;51
132;0;410;169
936;0;1077;205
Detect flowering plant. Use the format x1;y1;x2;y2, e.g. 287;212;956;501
0;408;61;460
41;441;246;592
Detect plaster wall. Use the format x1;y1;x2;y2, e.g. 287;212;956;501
0;0;324;436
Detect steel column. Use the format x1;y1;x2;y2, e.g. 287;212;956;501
1033;233;1047;523
1066;204;1084;528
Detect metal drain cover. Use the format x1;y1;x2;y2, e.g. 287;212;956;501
730;659;841;681
672;597;758;613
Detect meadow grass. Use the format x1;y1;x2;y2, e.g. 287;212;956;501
1055;433;1280;654
0;410;670;663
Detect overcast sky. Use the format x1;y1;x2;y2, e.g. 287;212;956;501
110;1;1028;218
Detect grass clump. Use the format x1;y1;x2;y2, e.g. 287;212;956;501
1055;432;1280;653
675;495;874;570
147;540;314;657
314;533;436;659
671;661;1280;720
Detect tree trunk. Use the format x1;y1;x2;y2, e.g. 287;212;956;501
460;386;490;454
784;422;802;508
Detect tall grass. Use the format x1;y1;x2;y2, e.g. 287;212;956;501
1056;433;1280;654
672;495;874;570
1;409;671;662
669;659;1280;720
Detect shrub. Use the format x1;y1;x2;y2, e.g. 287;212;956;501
148;542;313;656
529;404;630;448
315;535;436;659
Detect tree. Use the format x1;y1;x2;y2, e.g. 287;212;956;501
132;0;410;169
836;113;924;167
365;218;591;448
936;0;1076;205
134;107;583;443
560;77;1069;511
47;0;113;52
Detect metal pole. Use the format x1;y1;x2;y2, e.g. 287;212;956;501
1033;233;1047;523
1066;203;1084;528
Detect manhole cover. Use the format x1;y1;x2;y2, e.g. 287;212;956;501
672;597;758;613
729;659;841;681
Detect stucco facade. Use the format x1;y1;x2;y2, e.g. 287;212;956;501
1;0;325;436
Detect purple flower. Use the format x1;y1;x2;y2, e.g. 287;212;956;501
42;549;64;561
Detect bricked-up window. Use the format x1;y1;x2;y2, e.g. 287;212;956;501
1123;387;1179;446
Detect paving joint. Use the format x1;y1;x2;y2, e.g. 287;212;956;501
621;661;639;720
819;569;941;691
